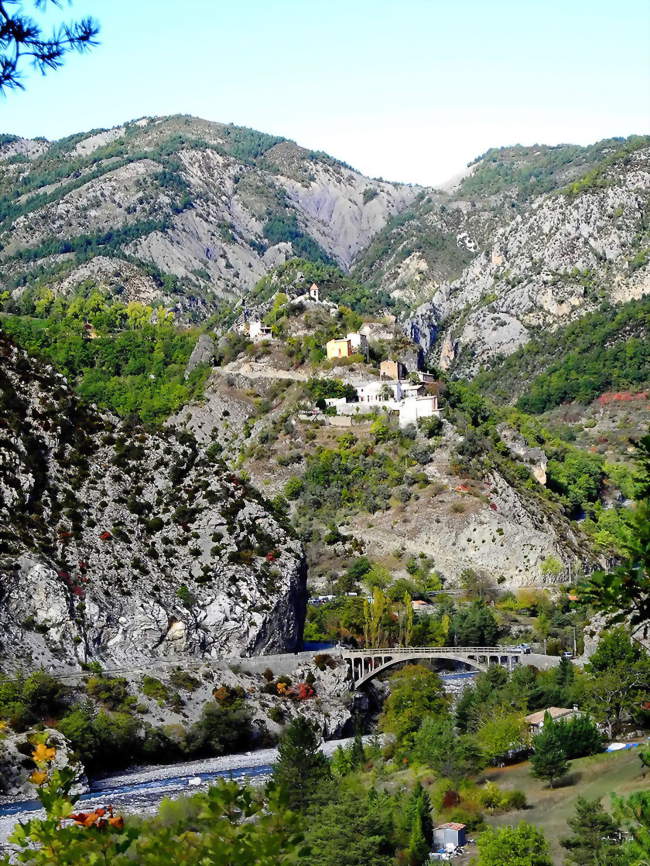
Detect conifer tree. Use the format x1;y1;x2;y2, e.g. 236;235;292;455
0;0;99;93
272;716;331;811
530;715;570;787
350;729;365;769
561;796;624;865
405;783;433;865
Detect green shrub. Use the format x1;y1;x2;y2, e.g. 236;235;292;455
141;676;169;704
85;676;131;711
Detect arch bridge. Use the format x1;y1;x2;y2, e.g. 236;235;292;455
342;646;527;688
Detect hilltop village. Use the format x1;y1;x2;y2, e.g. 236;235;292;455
237;281;441;428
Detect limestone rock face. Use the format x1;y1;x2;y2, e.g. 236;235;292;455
184;334;215;377
0;728;87;799
0;335;306;672
497;424;548;485
405;146;650;375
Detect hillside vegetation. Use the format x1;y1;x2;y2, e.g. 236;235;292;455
473;296;650;412
458;136;650;199
1;284;208;421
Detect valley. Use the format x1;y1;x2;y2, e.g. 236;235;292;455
0;117;648;865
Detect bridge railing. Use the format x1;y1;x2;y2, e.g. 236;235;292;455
342;646;525;658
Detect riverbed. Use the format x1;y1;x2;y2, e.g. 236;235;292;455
0;736;364;846
0;671;477;846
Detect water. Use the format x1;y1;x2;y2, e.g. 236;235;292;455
0;763;273;820
0;672;477;844
0;737;359;845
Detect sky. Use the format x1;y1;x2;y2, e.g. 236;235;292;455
2;0;650;186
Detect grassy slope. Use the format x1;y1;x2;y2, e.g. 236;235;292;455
485;748;648;864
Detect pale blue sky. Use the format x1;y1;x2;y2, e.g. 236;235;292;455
2;0;649;184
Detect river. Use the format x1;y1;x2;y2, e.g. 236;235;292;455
0;671;477;846
0;736;364;846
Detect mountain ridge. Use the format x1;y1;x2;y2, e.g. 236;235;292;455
1;117;648;386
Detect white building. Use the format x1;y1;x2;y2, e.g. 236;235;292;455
356;381;401;403
359;321;395;342
398;395;438;427
249;320;272;341
346;331;369;354
324;380;439;428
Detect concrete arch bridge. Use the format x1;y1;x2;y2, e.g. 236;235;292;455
342;646;547;688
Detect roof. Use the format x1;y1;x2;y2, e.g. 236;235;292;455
524;707;575;725
435;822;466;831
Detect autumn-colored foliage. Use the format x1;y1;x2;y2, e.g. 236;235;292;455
293;683;315;700
442;789;461;809
32;742;56;764
69;806;124;830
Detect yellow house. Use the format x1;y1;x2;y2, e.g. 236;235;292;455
326;338;353;360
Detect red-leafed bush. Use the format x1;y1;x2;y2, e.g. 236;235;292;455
292;682;315;700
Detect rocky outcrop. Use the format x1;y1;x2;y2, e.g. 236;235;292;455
406;145;650;375
0;334;307;672
0;728;87;799
497;424;548;485
184;334;215;378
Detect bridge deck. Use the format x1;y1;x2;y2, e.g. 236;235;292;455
342;645;528;659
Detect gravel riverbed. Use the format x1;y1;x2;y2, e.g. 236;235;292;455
0;736;366;849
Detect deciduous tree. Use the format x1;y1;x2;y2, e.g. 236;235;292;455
474;822;553;866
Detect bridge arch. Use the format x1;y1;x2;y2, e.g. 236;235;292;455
342;647;524;688
353;653;486;687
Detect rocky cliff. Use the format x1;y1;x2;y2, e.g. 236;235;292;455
0;334;307;672
405;141;650;375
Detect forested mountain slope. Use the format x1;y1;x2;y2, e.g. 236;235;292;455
473;295;650;411
0;333;306;672
0;116;419;318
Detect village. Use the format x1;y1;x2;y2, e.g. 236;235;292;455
240;281;442;428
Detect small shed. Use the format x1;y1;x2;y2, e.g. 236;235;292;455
326;338;353;360
433;822;466;849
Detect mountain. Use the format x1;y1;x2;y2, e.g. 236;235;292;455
404;137;650;375
473;295;650;411
0;116;419;319
0;333;306;672
2;119;648;379
352;138;648;306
